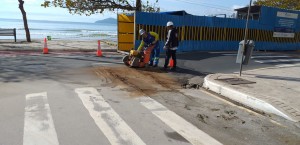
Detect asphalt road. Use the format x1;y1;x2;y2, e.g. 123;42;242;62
0;51;299;145
172;51;300;74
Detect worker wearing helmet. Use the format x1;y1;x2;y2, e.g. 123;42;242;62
163;21;178;71
138;29;160;67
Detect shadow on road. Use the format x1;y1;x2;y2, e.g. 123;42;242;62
173;67;209;76
160;51;226;61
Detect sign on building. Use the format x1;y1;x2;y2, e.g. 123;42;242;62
273;11;299;38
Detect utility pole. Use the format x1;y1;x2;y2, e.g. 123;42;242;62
239;0;252;76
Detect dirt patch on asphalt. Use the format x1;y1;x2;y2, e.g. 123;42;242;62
91;66;300;145
93;66;181;97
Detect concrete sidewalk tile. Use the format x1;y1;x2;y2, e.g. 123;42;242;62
203;71;300;122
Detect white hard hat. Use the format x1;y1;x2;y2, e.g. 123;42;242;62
167;21;174;27
139;29;146;35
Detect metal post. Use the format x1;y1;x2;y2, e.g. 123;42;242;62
239;0;252;76
134;11;136;50
117;1;119;50
14;28;16;42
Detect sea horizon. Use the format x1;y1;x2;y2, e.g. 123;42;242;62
0;17;116;25
0;18;117;40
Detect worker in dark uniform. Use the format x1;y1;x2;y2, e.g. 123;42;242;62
163;21;179;71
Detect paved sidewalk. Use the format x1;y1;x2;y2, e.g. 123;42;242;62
203;64;300;122
0;39;117;52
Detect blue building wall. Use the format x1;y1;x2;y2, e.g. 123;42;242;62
133;6;300;52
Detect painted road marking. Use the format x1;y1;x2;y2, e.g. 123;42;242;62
221;53;290;58
251;56;289;59
75;87;146;145
233;63;300;73
53;55;85;58
23;92;59;145
220;53;237;56
139;97;223;145
275;64;298;67
255;58;300;64
0;54;17;58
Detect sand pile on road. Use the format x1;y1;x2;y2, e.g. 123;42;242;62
93;66;181;97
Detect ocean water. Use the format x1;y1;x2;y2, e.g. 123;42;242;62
0;18;117;40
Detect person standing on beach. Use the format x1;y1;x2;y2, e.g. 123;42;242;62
138;29;160;67
163;21;179;71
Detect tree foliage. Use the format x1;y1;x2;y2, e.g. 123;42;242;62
254;0;300;10
42;0;159;15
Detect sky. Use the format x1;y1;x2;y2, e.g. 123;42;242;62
0;0;252;23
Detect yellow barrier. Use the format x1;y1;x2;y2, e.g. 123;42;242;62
118;14;134;51
119;34;134;43
118;43;134;51
118;14;134;23
118;23;134;33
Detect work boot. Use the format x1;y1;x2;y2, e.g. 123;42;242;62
161;67;168;71
170;67;176;71
149;62;153;66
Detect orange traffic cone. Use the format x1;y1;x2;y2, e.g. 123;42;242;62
43;38;48;54
96;40;102;57
169;57;174;67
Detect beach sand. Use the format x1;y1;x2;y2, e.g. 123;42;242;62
0;39;117;52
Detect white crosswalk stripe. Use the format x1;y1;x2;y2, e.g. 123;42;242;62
23;92;59;145
75;87;146;145
250;55;289;58
255;58;300;64
221;53;237;56
139;96;223;145
226;54;300;64
221;53;297;63
21;88;222;145
0;54;17;58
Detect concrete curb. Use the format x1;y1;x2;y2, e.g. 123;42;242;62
203;74;297;122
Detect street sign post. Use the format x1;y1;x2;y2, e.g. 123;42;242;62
239;0;252;77
237;40;255;65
